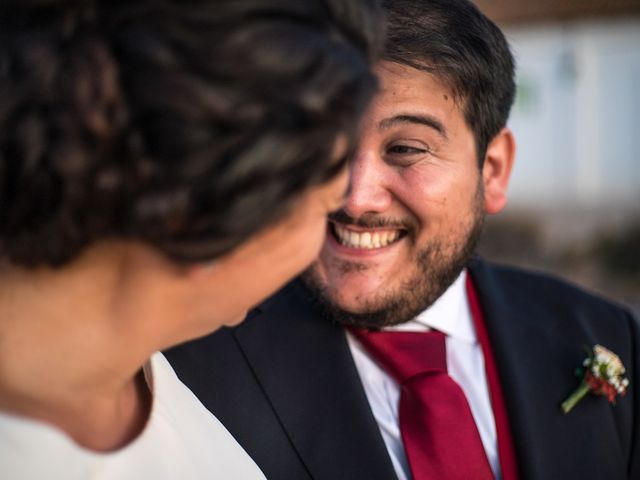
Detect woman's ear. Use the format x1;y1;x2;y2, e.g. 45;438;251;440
482;127;516;214
183;260;218;282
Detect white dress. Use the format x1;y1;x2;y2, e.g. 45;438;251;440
0;353;266;480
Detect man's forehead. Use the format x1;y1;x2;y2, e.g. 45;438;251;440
375;61;454;94
372;62;459;121
371;60;469;131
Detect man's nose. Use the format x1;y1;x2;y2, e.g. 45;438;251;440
343;150;393;218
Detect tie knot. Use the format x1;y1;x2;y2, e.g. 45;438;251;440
349;328;447;384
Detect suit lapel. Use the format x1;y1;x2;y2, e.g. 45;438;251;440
468;259;626;479
468;260;546;479
233;281;398;480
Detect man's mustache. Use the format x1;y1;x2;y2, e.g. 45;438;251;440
328;209;417;234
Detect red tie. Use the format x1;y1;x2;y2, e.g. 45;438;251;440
350;328;494;480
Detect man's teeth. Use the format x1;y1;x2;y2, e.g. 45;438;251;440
334;224;401;249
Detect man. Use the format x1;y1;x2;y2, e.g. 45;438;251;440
167;0;639;478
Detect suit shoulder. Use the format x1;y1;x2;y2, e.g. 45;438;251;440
470;258;635;323
248;278;318;320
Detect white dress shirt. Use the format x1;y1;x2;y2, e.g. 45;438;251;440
0;353;266;480
347;270;501;480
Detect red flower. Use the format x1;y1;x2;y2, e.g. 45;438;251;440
561;345;629;414
584;372;621;403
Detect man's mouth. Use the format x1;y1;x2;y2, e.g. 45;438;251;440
329;222;407;250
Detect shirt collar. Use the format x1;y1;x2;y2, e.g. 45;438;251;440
386;270;477;344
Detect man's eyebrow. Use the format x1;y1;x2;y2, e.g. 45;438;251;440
379;114;447;139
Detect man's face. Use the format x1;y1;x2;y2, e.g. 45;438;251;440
304;61;487;327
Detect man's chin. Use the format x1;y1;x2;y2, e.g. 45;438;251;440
302;241;474;329
303;187;484;329
321;281;383;312
301;266;412;329
316;292;373;317
303;262;386;308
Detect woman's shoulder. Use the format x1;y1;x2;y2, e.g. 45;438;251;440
145;352;267;479
0;354;265;480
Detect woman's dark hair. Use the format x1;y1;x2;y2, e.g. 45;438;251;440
382;0;515;163
0;0;381;266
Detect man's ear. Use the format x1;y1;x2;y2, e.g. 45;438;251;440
482;127;515;215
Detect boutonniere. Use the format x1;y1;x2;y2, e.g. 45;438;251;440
561;344;629;414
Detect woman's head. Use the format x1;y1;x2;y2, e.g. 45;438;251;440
0;0;381;267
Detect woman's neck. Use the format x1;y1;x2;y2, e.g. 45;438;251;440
0;247;157;451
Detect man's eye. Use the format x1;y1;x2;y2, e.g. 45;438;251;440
387;144;428;155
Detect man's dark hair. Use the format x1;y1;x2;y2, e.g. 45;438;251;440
382;0;515;162
0;0;381;267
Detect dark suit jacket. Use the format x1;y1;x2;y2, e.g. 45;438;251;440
166;258;639;479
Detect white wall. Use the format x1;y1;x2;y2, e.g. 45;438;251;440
504;18;640;209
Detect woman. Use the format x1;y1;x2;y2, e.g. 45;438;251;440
0;0;380;478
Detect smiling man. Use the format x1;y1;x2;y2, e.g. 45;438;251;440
167;0;639;478
306;58;500;329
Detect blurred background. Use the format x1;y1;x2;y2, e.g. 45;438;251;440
473;0;640;315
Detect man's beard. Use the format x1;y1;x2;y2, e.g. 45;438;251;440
302;187;484;330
